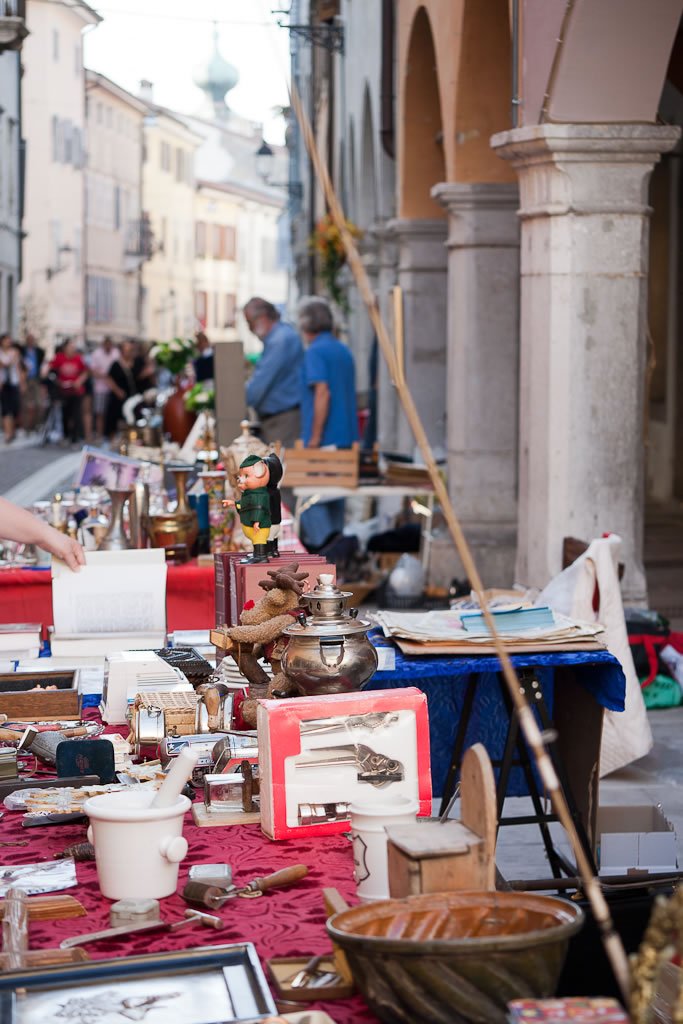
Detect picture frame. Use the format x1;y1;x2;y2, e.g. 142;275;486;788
0;942;277;1024
75;446;163;491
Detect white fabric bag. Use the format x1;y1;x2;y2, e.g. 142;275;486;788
539;534;652;776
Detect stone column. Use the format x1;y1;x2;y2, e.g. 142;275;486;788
386;218;448;454
370;222;401;452
491;124;680;603
432;183;520;585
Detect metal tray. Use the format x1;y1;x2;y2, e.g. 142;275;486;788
0;942;277;1023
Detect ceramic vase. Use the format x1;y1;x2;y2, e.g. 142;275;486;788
199;470;233;554
99;487;132;551
162;378;196;445
145;464;198;560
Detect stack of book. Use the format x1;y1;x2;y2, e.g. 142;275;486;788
0;623;42;661
215;552;336;628
50;550;167;662
382;460;435;488
460;605;556;636
375;607;606;655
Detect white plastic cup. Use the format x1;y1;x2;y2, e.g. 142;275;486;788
84;789;190;900
350;795;419;902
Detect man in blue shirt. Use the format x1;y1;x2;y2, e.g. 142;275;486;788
244;297;303;449
298;296;358;550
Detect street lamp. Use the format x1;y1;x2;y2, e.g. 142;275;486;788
254;140;302;199
46;245;74;281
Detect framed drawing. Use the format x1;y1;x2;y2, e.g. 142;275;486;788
0;943;276;1024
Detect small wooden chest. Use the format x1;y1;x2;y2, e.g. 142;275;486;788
0;671;80;721
386;820;491;898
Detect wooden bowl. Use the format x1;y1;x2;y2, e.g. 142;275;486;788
326;891;583;1024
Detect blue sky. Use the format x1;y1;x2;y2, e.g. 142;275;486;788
83;0;290;142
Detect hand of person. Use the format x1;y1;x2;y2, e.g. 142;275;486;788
222;499;236;509
43;529;86;571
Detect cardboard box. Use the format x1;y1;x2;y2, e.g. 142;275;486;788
258;688;431;840
597;804;678;876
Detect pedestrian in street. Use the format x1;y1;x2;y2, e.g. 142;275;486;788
244;297;304;450
193;331;214;387
0;496;85;570
297;296;358;550
20;333;46;434
48;338;89;446
89;336;120;440
0;332;23;444
104;339;149;440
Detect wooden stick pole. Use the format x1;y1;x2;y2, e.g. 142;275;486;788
288;78;631;1003
392;286;405;387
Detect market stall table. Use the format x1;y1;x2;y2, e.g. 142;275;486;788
292;484;435;570
0;720;378;1023
0;562;218;633
366;634;626;855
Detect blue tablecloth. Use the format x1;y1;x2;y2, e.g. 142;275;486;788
365;633;626;798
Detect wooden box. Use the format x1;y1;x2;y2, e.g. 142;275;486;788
0;671;80;721
267;956;353;1003
284;440;359;488
386;820;490;898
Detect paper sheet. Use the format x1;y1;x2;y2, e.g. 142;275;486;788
52;550;167;636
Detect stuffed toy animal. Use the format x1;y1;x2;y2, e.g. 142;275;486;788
215;562;309;725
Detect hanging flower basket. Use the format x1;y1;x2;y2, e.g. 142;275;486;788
309;214;363;312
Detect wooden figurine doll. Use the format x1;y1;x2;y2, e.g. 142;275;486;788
223;453;272;563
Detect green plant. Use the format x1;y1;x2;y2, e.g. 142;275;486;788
184;382;215;413
150;337;197;376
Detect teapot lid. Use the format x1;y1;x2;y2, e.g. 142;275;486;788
284;574;373;638
305;573;353;604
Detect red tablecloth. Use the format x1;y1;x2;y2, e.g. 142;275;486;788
0;712;378;1022
0;562;217;633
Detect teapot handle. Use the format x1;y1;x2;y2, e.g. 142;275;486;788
319;637;345;670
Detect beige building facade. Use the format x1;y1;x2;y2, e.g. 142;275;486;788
194;180;287;355
141;102;201;342
84;71;146;341
20;0;100;349
193;183;239;345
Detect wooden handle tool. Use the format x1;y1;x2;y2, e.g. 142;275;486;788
247;864;309;894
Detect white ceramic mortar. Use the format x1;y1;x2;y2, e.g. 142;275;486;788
84;789;190;900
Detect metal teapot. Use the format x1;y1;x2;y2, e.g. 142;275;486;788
281;574;378;696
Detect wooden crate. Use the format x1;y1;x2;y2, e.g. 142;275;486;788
285;441;359;489
0;672;80;721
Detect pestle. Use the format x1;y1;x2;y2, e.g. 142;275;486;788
152;747;200;809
